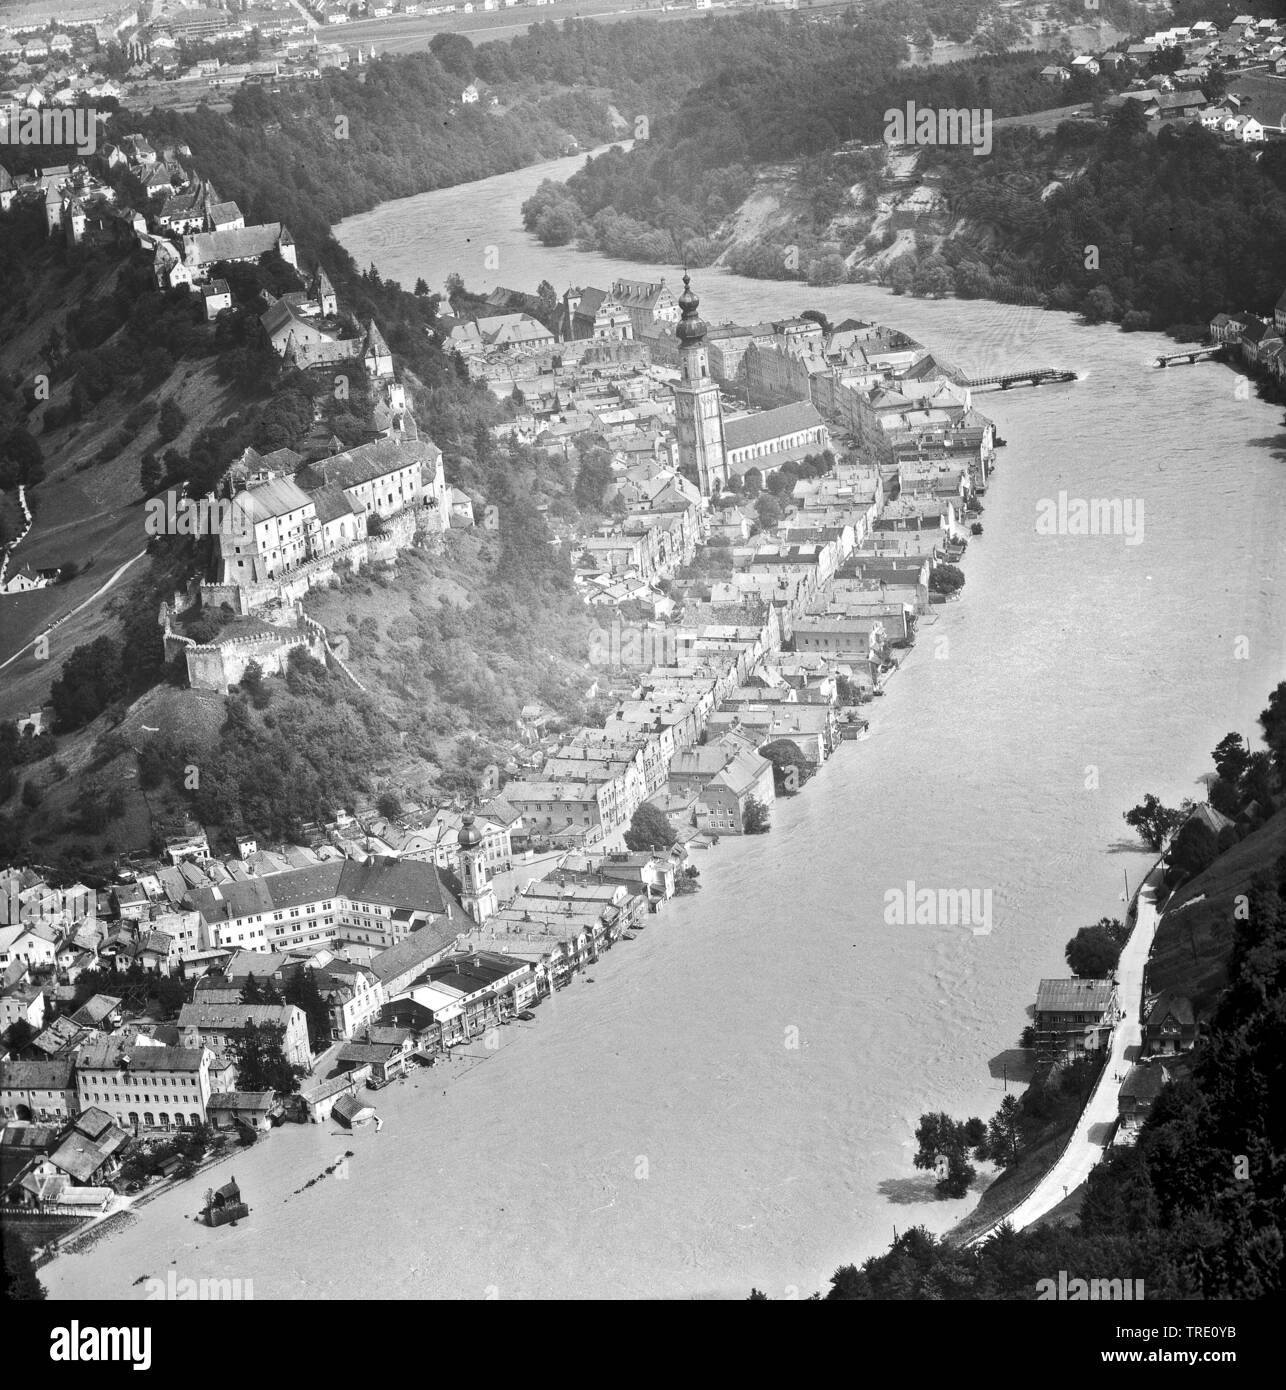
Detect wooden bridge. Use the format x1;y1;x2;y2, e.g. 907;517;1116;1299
956;367;1078;390
1155;345;1224;367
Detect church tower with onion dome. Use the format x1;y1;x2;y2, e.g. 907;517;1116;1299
671;273;728;497
457;813;497;925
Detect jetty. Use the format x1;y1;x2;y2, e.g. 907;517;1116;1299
1154;345;1224;367
955;368;1077;391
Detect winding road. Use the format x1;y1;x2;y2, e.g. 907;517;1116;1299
968;861;1165;1241
0;548;149;674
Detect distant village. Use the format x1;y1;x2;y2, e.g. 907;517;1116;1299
0;2;533;121
1041;12;1286;143
0;0;769;119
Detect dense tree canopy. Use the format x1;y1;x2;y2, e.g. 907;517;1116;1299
624;802;676;853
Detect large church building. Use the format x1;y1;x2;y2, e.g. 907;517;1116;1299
671;274;830;495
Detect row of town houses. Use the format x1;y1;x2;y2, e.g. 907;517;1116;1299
1209;290;1286;381
426;278;986;848
1;267;995;1212
0;811;675;1208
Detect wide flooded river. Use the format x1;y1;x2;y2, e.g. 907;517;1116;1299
45;151;1286;1300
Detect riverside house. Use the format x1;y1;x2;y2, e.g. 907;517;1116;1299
73;1038;216;1133
1117;1063;1170;1138
179;1000;311;1070
0;1058;79;1123
693;748;776;835
1143;991;1198;1056
1033;978;1118;1063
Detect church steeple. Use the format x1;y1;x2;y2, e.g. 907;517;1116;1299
457;812;497;925
676;273;705;345
670;272;727;496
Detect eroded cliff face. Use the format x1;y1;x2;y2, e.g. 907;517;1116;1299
709;142;1090;290
707;147;955;283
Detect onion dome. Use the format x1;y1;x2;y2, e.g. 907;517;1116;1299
458;813;483;851
675;273;706;346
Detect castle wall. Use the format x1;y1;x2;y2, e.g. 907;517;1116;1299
183;628;325;694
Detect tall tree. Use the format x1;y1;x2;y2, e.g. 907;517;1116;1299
987;1095;1023;1168
229;1020;298;1094
2;1234;45;1301
1211;733;1250;785
1066;923;1122;978
1123;794;1184;851
1259;681;1286;782
284;968;332;1052
624;802;675;853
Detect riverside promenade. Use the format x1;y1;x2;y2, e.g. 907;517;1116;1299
967;860;1166;1242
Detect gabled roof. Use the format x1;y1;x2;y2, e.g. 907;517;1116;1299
183;221;289;265
31;1017;89;1056
0;1058;75;1091
233;475;314;525
311;484;363;525
1120;1063;1168;1103
707;749;770;798
260;299;308;338
368;919;460;985
69;994;122;1027
75;1039;208;1073
178;1001;301;1031
1146;990;1195;1027
725;401;826;453
365;319;391;356
337;1039;401;1064
295;437;437;494
1034;978;1116;1014
1187;802;1234;836
51;1125;130;1183
332;1093;375;1123
207;1091;275;1112
574;287;623;321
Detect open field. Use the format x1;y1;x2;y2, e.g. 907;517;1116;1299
301;0;864;57
1223;66;1286;127
993;100;1097;133
0;0;108;26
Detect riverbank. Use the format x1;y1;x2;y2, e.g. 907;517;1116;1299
36;162;1286;1299
947;853;1166;1247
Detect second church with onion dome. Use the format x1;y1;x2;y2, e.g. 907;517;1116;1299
670;273;730;497
457;813;498;925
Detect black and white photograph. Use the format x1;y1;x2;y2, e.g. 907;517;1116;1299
0;0;1283;1343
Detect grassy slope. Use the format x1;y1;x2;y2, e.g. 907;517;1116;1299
0;246;251;720
1147;808;1286;1015
17;683;229;866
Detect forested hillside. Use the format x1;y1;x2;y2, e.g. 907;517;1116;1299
818;837;1286;1299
